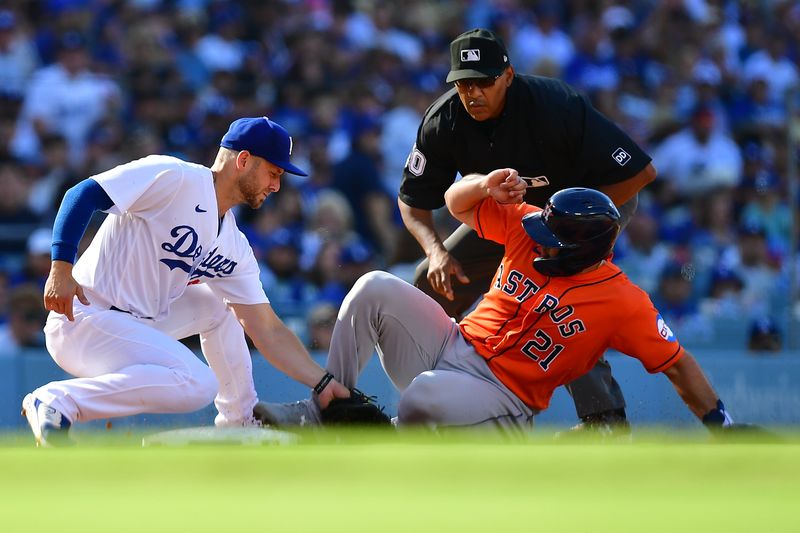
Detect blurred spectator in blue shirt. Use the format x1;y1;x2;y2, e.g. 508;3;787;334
652;105;742;199
256;227;317;323
0;9;39;100
332;113;399;261
739;169;791;260
686;186;739;295
26;133;80;221
0;161;39;264
719;225;781;319
380;85;427;197
510;4;575;76
676;59;730;134
563;17;619;97
0;283;47;354
699;265;746;321
729;74;788;138
742;30;798;105
614;210;673;295
10;31;121;166
9;227;52;290
651;261;713;345
194;5;248;74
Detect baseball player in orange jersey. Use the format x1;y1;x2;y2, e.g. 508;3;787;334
255;168;733;430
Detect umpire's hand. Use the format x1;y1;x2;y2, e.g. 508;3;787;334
427;248;469;301
44;260;90;321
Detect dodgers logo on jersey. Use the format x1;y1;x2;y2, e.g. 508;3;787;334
160;225;238;280
161;225;203;266
194;246;238;279
656;314;676;342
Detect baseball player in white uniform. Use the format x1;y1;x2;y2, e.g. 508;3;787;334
22;117;350;446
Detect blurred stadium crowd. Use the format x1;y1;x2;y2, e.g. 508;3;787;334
0;0;797;357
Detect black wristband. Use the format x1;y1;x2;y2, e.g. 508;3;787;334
313;372;335;395
702;399;732;428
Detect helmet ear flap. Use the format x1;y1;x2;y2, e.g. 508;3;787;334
522;188;621;277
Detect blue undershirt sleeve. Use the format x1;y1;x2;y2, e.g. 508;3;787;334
51;178;114;264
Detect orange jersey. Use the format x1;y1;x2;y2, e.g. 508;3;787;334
459;198;685;411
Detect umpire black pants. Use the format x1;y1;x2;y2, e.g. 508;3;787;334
413;223;626;420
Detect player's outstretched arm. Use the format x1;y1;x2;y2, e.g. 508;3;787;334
662;350;779;439
661;351;732;427
230;302;350;408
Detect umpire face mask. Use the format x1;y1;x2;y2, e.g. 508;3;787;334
522;188;621;277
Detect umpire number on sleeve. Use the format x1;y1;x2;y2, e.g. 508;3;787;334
612;147;631;166
406;146;427;176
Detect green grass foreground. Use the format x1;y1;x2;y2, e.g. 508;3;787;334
1;428;799;533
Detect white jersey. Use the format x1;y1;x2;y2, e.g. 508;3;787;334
73;155;268;320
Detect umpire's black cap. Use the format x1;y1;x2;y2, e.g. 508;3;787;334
446;28;510;83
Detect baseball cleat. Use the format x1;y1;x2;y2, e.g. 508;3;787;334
21;394;73;447
253;399;320;427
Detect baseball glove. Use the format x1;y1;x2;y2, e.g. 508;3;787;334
320;388;392;426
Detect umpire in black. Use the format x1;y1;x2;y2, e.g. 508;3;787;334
398;28;656;432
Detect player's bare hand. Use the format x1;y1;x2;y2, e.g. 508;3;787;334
486;168;525;204
316;378;350;409
43;260;90;321
427;248;470;301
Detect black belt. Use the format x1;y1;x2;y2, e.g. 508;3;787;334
110;306;153;320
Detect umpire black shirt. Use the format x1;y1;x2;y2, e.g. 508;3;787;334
399;74;652;210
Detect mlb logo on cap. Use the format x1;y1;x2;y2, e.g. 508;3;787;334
461;49;481;62
446;28;510;83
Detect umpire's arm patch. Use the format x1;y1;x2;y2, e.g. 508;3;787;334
612;147;631;166
406;145;427;176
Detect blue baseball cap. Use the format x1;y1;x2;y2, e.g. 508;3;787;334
220;117;308;176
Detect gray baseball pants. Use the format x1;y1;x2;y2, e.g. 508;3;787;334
326;270;535;429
